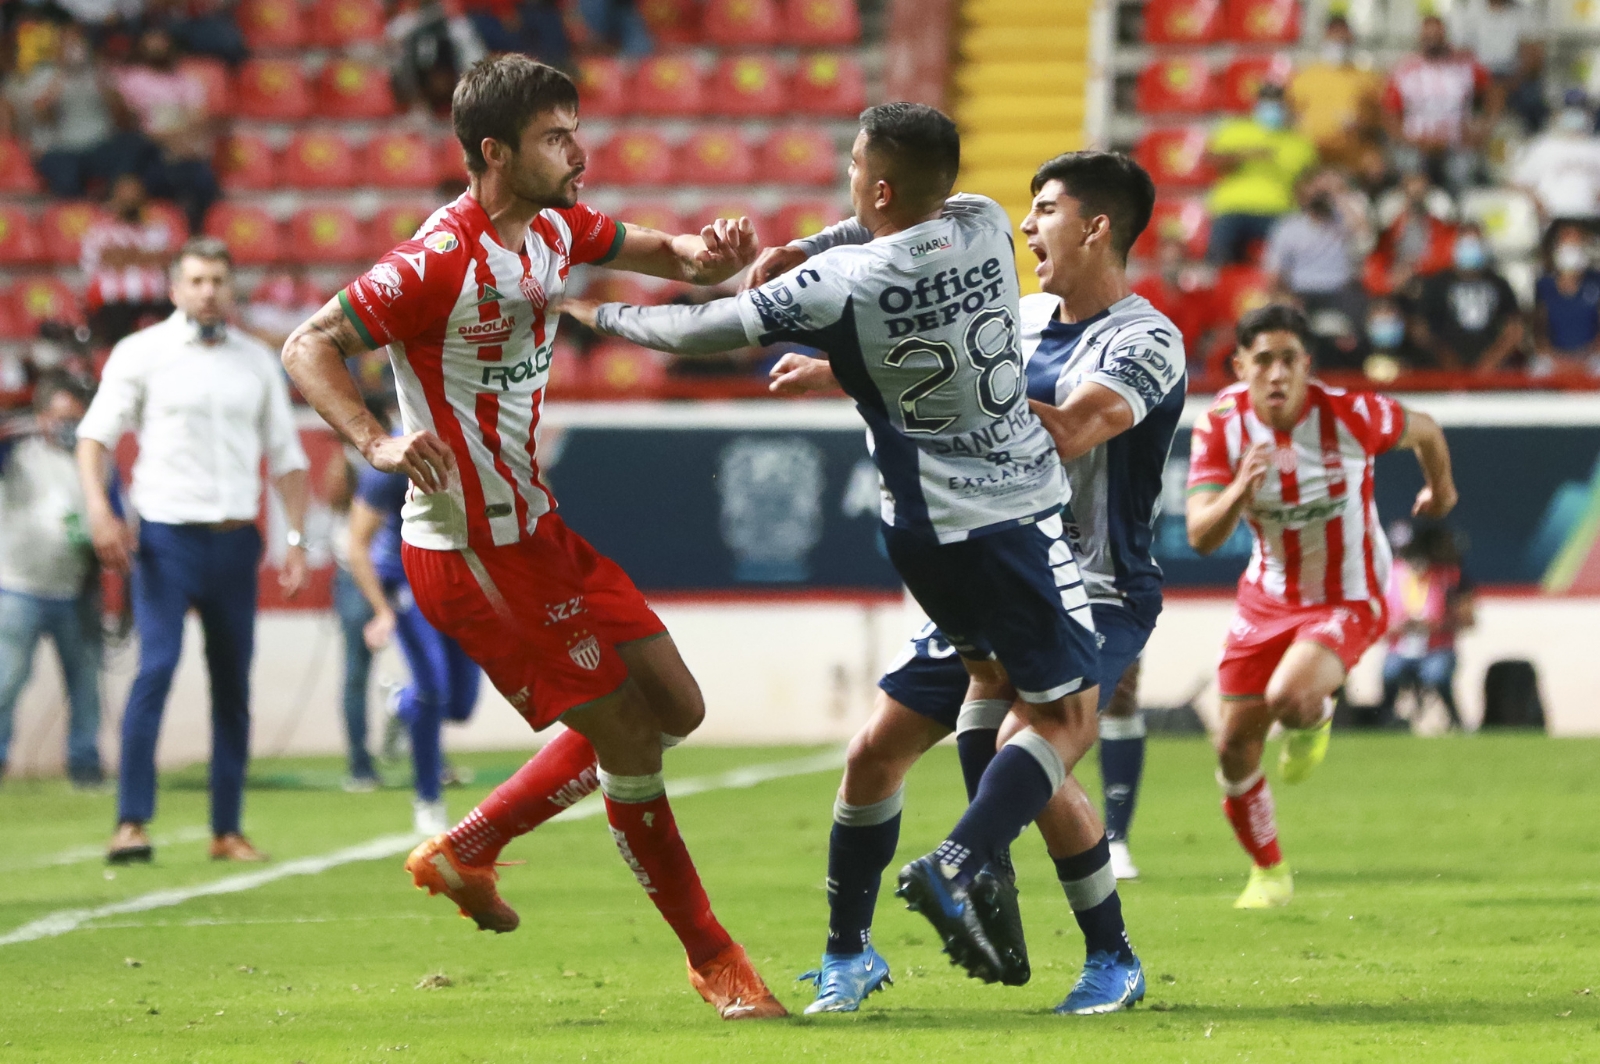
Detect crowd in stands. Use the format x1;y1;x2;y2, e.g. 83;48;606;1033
1126;0;1600;388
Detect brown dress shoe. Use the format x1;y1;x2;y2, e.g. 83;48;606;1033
209;833;269;862
107;822;153;865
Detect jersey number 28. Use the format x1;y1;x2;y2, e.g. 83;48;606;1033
884;306;1022;434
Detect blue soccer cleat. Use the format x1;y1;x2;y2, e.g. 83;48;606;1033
895;855;1007;984
797;946;893;1014
1054;951;1146;1015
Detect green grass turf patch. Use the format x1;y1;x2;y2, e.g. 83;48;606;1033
1;735;1597;1062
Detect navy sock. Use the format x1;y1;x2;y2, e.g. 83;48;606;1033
1098;715;1146;843
824;789;903;956
955;728;999;802
1054;835;1133;963
942;737;1060;884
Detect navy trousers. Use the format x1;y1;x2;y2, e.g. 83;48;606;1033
118;522;260;835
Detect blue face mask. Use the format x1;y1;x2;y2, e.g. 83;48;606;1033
1454;238;1487;271
1253;100;1287;131
1368;316;1404;349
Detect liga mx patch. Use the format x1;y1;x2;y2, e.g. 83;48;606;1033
568;633;601;671
425;231;459;253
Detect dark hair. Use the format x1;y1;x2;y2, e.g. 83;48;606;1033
452;55;579;175
858;102;961;211
33;370;89;413
1325;14;1350;31
1030;151;1156;263
1236;303;1313;351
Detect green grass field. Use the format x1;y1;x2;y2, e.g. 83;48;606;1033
1;734;1597;1063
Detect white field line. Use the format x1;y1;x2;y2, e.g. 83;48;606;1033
0;748;846;948
2;826;213;873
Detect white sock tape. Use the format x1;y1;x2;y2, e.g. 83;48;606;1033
598;769;666;803
955;699;1011;734
1099;713;1146;740
1216;768;1263;798
1004;727;1067;793
832;785;905;827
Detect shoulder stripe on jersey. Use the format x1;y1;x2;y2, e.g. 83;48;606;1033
595;222;626;265
338;290;379;350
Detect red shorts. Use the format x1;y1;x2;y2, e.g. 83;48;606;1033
402;513;666;730
1217;588;1386;699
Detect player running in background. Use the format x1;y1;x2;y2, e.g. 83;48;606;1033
1187;304;1457;908
566;104;1114;1001
281;55;787;1020
747;152;1182;1014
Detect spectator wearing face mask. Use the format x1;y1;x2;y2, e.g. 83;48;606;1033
1383;15;1497;194
1363;297;1431;378
1203;82;1317;266
1511;91;1600;231
1262;168;1370;364
1412;223;1525;372
1364;171;1458;299
1286;16;1384;169
1533;224;1600;375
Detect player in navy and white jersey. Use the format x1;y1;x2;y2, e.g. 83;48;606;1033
568;105;1109;997
749;152;1181;1014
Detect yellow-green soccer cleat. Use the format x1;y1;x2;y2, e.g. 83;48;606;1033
1233;862;1293;909
1279;717;1332;784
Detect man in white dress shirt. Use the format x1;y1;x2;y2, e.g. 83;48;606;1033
76;237;311;864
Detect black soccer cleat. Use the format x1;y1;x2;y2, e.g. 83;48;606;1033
972;863;1030;986
895;855;1006;984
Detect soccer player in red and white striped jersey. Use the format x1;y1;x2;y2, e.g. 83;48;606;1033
281;55;784;1019
1185;304;1457;909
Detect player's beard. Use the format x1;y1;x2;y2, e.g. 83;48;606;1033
512;165;585;210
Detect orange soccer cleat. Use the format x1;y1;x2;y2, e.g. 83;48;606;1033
404;834;520;933
687;943;789;1020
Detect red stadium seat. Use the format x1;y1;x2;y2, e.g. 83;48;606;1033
632;56;706;117
0;137;40;194
577;57;630;118
0;290;26;340
770;199;845;246
217;133;278;191
679;129;757;186
1133;127;1217;188
709;56;785;117
13;277;82;332
179;57;232;116
369;203;434;256
143;201;189;239
1142;0;1223;44
1227;0;1301;44
291;206;365;264
40;201;105;266
593;130;676;187
311;0;386;47
638;0;700;45
435;136;470;186
616;201;686;237
782;0;859;45
0;207;44;265
703;0;780;46
235;59;312;120
236;0;305;51
1135;57;1217;114
792;53;866;116
366;132;435;188
283;131;358;189
317;59;396;120
760;126;837;186
205;204;282;266
1219;55;1293;113
589;341;667;396
1132;198;1210;261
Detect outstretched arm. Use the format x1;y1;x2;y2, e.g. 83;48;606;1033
1397;408;1457;518
607;217;759;286
568;297;750;357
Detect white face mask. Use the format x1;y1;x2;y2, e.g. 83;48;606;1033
1555;243;1590;273
1320;41;1351;65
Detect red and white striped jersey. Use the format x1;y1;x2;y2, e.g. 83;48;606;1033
1382;53;1488;146
81;215;179;309
1187;380;1407;607
340;191;624;552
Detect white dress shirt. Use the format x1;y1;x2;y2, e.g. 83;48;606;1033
78;312;309;525
0;436;92;598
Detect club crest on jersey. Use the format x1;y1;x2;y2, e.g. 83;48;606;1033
520;274;548;310
459;315;516;346
1272;446;1298;475
473;283;503;307
567;633;602;671
424;231;459;253
366;263;403;305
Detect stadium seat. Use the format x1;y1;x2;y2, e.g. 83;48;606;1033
236;0;305;52
1218;55;1293;113
760;126;837;186
1133;127;1216;188
593;130;676;187
284;131;358;189
791;53;866;116
1142;0;1223;44
1227;0;1301;44
369;203;434;256
1208;265;1272;370
638;0;701;45
782;0;860;45
693;198;769;243
217;133;278;191
291;206;365;264
0;137;40;194
179;57;232;116
615;201;686;237
317;59;396;120
577;57;631;118
679;129;757;186
13;277;82;332
632;56;706;117
41;201;105;266
703;0;780;46
589;341;667;396
235;59;312;121
0;289;25;340
709;56;786;118
366;132;436;188
1460;187;1542;261
435;136;470;186
204;204;282;266
1135;57;1216;114
143;201;189;238
1132;198;1209;261
311;0;386;47
770;199;845;245
0;207;44;265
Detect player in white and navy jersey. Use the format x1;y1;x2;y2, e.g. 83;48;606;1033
281;55;788;1021
1187;304;1457;909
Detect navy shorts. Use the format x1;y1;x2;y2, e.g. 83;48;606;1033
878;602;1157;729
881;512;1099;705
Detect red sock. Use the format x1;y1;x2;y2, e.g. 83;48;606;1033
604;787;733;968
1221;772;1283;868
447;728;598;866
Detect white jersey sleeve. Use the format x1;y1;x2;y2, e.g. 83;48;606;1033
1085;313;1186;426
735;253;860;349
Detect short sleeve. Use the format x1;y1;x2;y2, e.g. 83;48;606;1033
556;204;624;266
1087;322;1187;426
1340;391;1407;455
1187;402;1237;492
355;464;408;513
733;253;853;347
339;238;462;349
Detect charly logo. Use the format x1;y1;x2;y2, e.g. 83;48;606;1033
718;435;825;582
567;633;601;671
